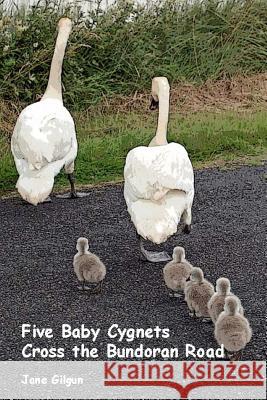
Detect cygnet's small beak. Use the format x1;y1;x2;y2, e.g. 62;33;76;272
149;96;159;110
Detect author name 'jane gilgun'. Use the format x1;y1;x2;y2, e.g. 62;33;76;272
21;374;84;387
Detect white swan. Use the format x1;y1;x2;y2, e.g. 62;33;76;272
11;18;85;206
124;77;194;262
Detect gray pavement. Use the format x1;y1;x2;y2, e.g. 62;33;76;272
0;166;265;361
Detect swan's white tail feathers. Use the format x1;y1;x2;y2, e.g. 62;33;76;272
16;160;63;206
130;191;187;244
16;173;54;206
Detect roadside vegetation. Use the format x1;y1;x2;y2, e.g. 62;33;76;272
1;108;266;193
1;0;266;107
0;0;266;194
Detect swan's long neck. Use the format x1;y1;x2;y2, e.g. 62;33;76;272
42;25;71;102
149;80;170;147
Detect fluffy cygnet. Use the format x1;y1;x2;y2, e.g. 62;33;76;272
215;296;252;360
73;237;106;294
208;277;244;323
184;267;214;322
163;246;193;297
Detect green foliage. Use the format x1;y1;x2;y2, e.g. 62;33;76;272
0;110;266;192
0;0;266;110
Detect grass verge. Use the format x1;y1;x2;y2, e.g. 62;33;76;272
0;109;266;196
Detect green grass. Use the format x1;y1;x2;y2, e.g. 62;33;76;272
0;1;266;196
0;0;266;109
0;110;266;194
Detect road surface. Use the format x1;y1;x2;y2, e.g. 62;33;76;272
0;166;265;361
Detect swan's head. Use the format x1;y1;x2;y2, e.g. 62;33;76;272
76;237;89;252
216;277;231;295
224;296;240;316
149;77;170;110
190;267;204;283
58;17;72;33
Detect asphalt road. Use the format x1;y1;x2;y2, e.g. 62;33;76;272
0;166;265;361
